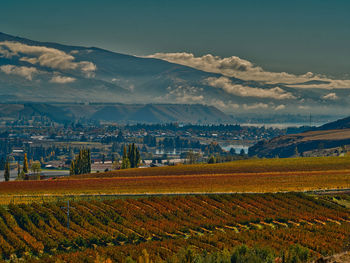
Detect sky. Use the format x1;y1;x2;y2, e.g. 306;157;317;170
1;0;350;78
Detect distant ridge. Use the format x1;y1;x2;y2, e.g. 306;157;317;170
249;115;350;158
317;116;350;130
0;103;233;124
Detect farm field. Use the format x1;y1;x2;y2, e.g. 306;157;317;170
72;156;350;178
0;156;350;204
0;193;348;262
0;169;350;204
0;156;349;262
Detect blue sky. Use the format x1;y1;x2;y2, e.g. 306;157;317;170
1;0;350;77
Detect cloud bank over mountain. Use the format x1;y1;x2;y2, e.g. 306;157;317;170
0;41;96;74
50;75;76;84
0;64;38;80
205;77;295;100
0;32;350;118
147;52;350;89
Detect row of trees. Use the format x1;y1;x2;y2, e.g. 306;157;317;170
4;144;140;179
121;144;141;169
143;136;202;150
70;149;91;175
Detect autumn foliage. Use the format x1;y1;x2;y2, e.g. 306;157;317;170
0;193;348;261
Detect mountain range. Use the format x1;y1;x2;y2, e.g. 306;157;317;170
1;32;349;117
0;103;232;124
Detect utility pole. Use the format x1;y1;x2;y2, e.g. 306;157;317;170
61;200;74;229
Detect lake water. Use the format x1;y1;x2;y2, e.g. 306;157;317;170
240;122;325;129
155;145;250;155
155;149;178;155
222;145;249;154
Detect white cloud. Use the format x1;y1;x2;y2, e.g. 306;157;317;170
0;64;38;80
50;75;76;84
243;103;269;110
176;94;204;103
286;80;350;89
0;46;13;58
211;99;240;110
206;76;295;99
298;105;310;110
0;41;96;76
129;84;135;92
322;93;338;100
147;52;350;89
274;104;286;111
164;86;204;103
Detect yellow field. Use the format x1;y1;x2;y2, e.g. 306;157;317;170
0;156;349;205
1;169;350;204
73;156;350;178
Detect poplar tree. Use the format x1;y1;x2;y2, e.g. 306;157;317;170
128;144;134;167
70;160;75;175
23;153;29;173
208;155;216;164
87;149;91;173
125;143;140;168
70;149;91;175
121;145;130;169
17;161;20;177
4;157;10;181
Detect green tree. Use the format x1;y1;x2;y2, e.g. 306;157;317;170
87;149;91;173
208;155;216;164
121;158;130;169
128;143;140;168
112;157;121;170
186;150;199;164
4;157;10;181
70;149;91;175
23;153;29;173
17;161;20;177
282;245;310;263
121;145;131;169
31;161;41;180
176;247;198;263
70;160;75;175
231;245;275;263
17;171;25;180
120;144;141;169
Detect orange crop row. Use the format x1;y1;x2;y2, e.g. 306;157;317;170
0;193;348;261
71;156;350;179
0;170;350;197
